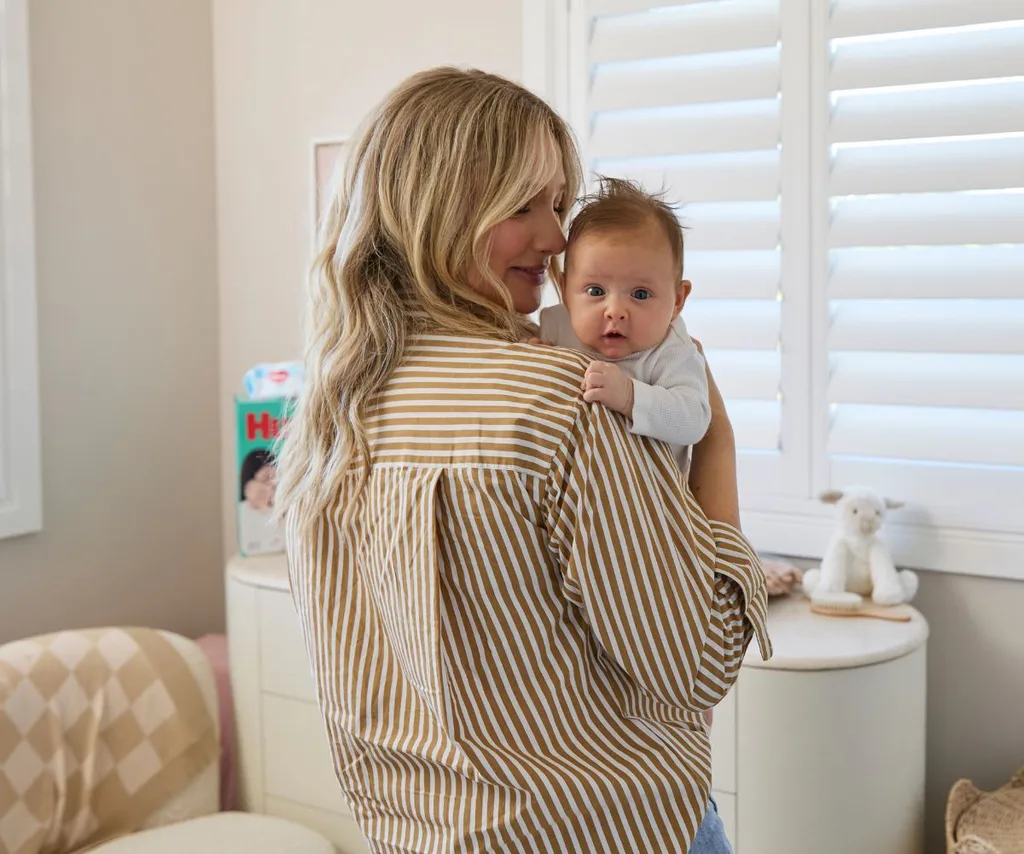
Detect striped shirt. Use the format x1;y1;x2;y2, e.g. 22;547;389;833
287;335;772;854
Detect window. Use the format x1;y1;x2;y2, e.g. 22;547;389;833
0;0;42;538
525;0;1024;576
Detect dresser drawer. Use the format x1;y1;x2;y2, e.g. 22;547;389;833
262;694;351;815
709;685;737;793
258;586;318;703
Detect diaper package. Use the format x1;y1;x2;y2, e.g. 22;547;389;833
235;363;303;557
242;362;305;400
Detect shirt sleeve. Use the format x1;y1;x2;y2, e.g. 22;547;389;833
542;399;772;712
630;329;711;448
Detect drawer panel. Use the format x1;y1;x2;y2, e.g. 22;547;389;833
711;790;737;851
258;587;318;703
262;694;350;814
709;684;737;793
265;796;369;854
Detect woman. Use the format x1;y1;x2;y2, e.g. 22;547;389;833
276;67;771;854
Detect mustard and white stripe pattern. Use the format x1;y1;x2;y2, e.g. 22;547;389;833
287;336;771;854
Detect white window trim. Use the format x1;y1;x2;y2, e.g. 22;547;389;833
522;0;571;117
0;0;42;538
522;0;1024;580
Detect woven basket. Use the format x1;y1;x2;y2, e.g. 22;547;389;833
946;767;1024;854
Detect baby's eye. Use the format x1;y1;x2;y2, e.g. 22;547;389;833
514;206;530;217
633;288;652;301
585;285;605;297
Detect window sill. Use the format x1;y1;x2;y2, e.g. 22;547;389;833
742;505;1024;581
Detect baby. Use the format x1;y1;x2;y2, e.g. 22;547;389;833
539;178;799;727
539;177;802;598
540;176;710;472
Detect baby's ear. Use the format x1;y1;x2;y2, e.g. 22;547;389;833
676;279;692;313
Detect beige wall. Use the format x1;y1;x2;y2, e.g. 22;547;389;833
916;572;1024;853
212;0;524;553
0;0;222;642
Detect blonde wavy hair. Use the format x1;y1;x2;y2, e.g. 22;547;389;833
275;67;582;540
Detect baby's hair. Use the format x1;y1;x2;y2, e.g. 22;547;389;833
566;176;685;279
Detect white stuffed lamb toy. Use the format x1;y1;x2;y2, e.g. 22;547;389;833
802;486;919;607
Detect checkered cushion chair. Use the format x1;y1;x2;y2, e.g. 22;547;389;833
0;627;334;854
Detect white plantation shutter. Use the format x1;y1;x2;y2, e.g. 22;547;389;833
540;0;1024;571
814;0;1024;534
567;0;812;500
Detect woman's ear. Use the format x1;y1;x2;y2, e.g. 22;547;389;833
675;280;692;314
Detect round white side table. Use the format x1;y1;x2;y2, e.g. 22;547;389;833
735;596;929;854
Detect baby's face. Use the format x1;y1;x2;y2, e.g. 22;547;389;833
563;226;687;359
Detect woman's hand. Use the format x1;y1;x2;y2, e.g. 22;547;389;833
688;339;741;529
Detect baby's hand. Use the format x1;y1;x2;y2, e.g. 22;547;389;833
583;360;634;417
524;337;552;346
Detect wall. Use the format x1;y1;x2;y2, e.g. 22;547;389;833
916;572;1024;852
211;5;1022;853
0;0;222;642
212;0;524;553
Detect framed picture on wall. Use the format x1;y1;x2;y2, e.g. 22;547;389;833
311;138;348;243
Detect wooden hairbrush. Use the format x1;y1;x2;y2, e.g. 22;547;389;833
810;598;912;622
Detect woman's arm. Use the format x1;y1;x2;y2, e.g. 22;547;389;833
688;345;740;528
542;375;771;713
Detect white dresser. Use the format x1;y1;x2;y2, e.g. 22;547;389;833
226;553;369;853
726;596;929;854
226;554;927;854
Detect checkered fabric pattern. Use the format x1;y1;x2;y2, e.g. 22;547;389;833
0;628;218;854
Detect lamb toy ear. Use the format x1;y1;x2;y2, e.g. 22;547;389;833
885;499;905;510
819;490;845;504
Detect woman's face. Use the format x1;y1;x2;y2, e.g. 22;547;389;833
470;148;568;315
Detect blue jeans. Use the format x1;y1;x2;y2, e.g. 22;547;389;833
689;797;732;854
